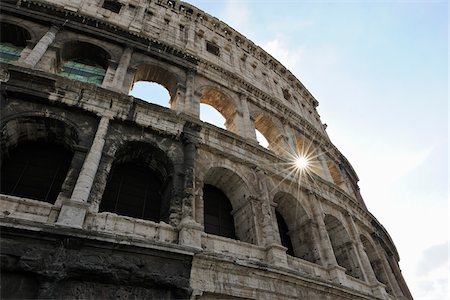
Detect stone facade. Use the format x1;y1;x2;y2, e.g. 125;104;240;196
0;0;412;299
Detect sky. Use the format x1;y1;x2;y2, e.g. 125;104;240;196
130;1;448;298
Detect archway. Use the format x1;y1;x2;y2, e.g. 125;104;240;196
60;41;110;85
200;103;226;129
274;192;318;263
199;87;238;134
0;22;31;62
202;167;257;244
324;214;363;279
1;116;78;204
253;112;285;153
130;64;178;107
361;234;393;294
99;141;173;223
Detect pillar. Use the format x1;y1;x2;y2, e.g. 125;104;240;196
179;69;196;116
308;192;347;284
179;122;203;249
56;116;110;228
240;95;257;141
22;25;59;67
377;246;405;298
108;47;133;92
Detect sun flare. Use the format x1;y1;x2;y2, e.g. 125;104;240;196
295;156;309;170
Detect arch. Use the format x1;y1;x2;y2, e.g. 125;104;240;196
0;116;78;204
252;111;286;153
1;116;79;153
203;184;236;239
131;64;179;106
99;141;173;223
273;192;318;263
275;210;294;256
198;86;238;133
59;41;110;85
324;214;363;279
0;22;31;62
360;234;393;294
1;141;73;204
202;166;257;244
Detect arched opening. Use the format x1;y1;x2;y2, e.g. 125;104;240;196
203;184;235;239
1;116;78;204
202;167;257;244
274;192;318;263
0;22;30;62
1;141;73;204
99;142;173;223
129;81;171;107
199;88;237;133
253;112;285;153
360;235;393;294
275;210;294;256
199;103;226;129
255;129;269;148
324;214;363;279
59;41;110;85
130;64;178;107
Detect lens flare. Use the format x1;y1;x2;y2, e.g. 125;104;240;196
295;156;309;170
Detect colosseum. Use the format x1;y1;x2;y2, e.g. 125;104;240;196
0;0;413;299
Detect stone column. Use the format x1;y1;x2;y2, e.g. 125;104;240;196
56;116;110;228
240;95;257;141
356;242;389;299
373;243;404;298
109;47;133;92
308;192;347;284
22;25;59;67
179;122;203;249
180;69;196;116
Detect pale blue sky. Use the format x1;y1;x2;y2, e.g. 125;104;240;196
131;1;448;298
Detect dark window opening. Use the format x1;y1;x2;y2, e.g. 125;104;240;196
1;141;73;204
203;184;236;239
102;0;122;13
60;41;109;85
99;162;163;222
206;41;220;56
0;23;31;62
276;210;295;256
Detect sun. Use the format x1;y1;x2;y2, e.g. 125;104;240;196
295;156;309;170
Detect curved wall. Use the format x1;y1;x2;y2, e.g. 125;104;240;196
0;0;412;299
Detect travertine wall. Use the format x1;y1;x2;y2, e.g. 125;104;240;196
0;0;412;299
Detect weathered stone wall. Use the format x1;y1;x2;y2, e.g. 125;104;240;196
0;1;412;299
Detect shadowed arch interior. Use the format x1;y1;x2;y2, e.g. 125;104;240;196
202;167;257;244
324;214;363;279
1;117;78;204
361;234;393;294
0;22;31;62
253;112;285;152
203;184;236;239
274;192;319;263
99;142;173;223
60;41;110;85
199;88;238;132
131;64;178;105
